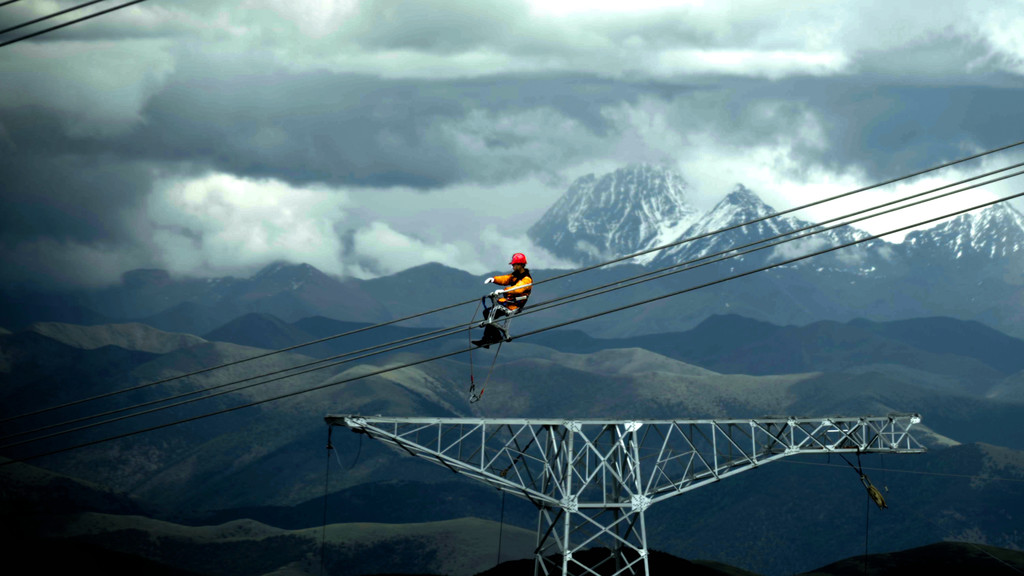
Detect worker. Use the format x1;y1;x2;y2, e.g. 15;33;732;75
472;252;532;348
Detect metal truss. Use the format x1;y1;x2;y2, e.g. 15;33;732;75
325;414;925;575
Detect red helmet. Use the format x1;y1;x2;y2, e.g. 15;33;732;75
509;252;527;265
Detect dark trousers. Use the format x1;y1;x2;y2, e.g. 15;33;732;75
477;301;512;344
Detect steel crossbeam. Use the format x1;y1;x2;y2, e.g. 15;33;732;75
325;414;925;575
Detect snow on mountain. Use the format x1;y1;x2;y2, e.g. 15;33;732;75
649;184;796;266
528;164;701;266
529;166;883;271
903;203;1024;260
644;184;873;270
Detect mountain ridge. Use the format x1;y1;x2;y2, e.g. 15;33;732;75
531;164;1024;272
528;164;701;265
27;321;207;354
5;311;1024;574
5;164;1024;339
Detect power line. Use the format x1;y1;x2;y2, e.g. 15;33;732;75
6;189;1023;464
0;299;476;425
6;140;1023;426
0;0;109;36
0;0;148;48
512;190;1024;340
3;346;469;464
530;139;1024;283
4;161;1023;446
0;322;472;448
515;163;1024;320
6;163;1020;447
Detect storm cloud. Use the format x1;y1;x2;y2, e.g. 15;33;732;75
2;0;1023;288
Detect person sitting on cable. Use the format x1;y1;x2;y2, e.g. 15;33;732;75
473;252;532;348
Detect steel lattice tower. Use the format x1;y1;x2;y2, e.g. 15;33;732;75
325;414;925;575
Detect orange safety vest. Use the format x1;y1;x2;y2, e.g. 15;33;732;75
492;270;532;310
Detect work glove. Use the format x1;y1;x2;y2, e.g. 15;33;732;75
483;277;495;284
492;289;504;297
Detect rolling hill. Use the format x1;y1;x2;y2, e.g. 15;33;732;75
3;312;1024;575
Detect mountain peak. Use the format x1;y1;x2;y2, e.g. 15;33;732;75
252;262;327;282
528;164;700;266
688;184;783;240
713;184;776;217
647;183;823;267
723;183;761;205
975;202;1024;230
905;201;1024;260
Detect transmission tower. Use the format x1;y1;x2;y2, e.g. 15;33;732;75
325;414;924;575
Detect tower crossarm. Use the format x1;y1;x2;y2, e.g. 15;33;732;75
325;414;924;508
641;413;924;504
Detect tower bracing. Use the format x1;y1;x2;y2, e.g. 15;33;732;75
325;414;925;575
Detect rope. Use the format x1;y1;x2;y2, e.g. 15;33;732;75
863;495;870;576
319;426;333;576
349;433;363;469
468;300;481;397
470;340;503;404
496;490;506;567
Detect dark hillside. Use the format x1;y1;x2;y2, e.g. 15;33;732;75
475;547;760;575
203;312;316;350
799;541;1024;575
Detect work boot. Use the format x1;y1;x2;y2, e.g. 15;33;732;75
484;324;506;343
472;324;505;348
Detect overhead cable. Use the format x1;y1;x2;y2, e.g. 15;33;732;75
0;322;471;447
0;0;109;36
532;140;1024;285
514;191;1024;339
0;0;148;48
6;163;1021;446
516;165;1024;318
6;139;1022;426
6;189;1024;464
0;299;477;425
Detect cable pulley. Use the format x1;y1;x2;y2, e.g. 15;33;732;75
842;452;889;510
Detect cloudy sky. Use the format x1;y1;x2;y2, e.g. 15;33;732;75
2;0;1023;289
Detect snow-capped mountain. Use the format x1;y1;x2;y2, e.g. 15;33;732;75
9;169;1024;340
528;164;701;266
903;203;1024;262
528;165;1024;324
531;166;877;271
646;184;871;268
